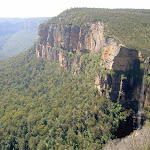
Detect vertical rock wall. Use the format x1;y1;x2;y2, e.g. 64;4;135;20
36;21;150;107
36;22;105;57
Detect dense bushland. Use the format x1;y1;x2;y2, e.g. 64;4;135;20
0;46;130;149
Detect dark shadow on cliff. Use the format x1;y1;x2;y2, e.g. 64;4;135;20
110;59;143;138
110;48;143;112
108;47;144;138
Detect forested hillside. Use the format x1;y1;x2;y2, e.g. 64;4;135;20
0;18;49;59
0;8;150;150
0;45;130;149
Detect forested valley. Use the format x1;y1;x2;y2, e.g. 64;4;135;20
0;8;150;150
0;45;129;149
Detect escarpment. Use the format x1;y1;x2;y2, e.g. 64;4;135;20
36;20;150;108
36;21;140;72
37;22;104;55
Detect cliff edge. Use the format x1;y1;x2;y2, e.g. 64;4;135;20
36;8;150;119
36;20;140;71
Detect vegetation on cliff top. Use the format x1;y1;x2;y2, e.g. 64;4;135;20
40;8;150;54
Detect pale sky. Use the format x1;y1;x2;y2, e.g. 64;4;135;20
0;0;150;18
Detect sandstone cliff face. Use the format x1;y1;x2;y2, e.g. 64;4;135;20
95;74;111;99
36;21;105;73
36;22;105;60
36;21;150;107
101;38;139;71
36;21;140;72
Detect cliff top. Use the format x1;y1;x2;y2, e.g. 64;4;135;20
39;8;150;54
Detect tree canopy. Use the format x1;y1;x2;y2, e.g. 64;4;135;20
0;45;130;149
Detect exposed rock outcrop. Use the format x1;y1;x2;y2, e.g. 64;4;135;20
36;21;104;57
103;124;150;150
36;20;150;107
36;22;106;72
36;21;140;72
101;38;139;71
95;74;111;99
